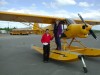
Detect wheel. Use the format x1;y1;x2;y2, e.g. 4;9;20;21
83;67;88;73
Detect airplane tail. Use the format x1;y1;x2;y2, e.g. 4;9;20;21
33;23;53;35
33;23;40;30
33;23;43;35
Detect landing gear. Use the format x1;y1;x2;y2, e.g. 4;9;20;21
83;67;88;73
78;55;88;73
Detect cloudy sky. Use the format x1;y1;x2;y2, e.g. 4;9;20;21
0;0;100;30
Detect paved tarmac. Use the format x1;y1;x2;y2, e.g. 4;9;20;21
0;33;100;75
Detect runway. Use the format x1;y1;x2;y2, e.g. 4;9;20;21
0;33;100;75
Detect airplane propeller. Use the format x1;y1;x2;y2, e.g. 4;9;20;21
78;13;97;39
78;14;87;28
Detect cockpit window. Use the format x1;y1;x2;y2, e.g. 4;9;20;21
66;19;76;25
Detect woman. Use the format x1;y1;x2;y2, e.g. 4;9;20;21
41;29;53;62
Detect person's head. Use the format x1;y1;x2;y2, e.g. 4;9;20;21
59;20;65;24
45;29;49;33
55;20;60;25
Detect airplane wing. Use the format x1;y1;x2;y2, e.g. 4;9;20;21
0;11;100;25
0;11;64;24
75;19;100;25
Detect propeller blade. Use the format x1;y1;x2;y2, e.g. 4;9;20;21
78;13;97;39
89;30;97;39
78;13;87;27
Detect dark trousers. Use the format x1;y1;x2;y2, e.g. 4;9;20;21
55;36;61;50
43;44;50;61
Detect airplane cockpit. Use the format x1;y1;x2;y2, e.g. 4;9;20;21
66;18;76;25
61;19;76;30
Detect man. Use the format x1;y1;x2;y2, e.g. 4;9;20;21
41;29;53;62
53;20;63;50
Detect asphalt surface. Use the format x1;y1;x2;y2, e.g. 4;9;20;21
0;33;100;75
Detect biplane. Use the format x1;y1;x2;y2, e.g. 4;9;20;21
0;11;100;73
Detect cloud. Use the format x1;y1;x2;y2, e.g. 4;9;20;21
55;0;76;5
6;8;75;18
32;3;36;8
42;2;57;9
78;10;100;20
6;3;51;16
0;0;8;6
6;8;51;16
42;0;77;9
79;2;94;7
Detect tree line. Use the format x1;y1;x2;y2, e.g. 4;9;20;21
0;27;16;31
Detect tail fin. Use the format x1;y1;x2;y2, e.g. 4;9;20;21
33;23;40;30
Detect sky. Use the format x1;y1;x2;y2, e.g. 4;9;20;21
0;0;100;30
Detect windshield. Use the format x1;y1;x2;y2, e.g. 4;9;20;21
67;19;76;25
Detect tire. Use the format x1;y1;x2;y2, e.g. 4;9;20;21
83;67;88;73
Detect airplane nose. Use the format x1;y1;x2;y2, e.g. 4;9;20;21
78;13;97;39
86;25;92;31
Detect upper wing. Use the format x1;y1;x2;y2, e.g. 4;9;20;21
0;11;100;25
0;11;64;24
74;19;100;25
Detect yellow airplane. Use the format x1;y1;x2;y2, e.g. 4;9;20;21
0;11;100;73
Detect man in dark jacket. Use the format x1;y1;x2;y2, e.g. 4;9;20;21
53;20;63;50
